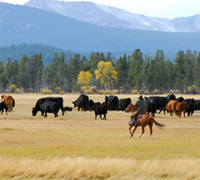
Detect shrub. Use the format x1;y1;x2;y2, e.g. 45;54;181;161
112;89;118;94
54;87;61;94
188;85;197;94
97;89;104;94
8;84;17;93
103;90;112;95
59;91;64;95
132;90;139;94
85;86;94;94
41;88;52;94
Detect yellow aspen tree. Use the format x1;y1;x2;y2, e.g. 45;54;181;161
77;71;92;91
95;61;117;90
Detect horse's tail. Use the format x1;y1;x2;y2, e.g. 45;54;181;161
151;115;165;129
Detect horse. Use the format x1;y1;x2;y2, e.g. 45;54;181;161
125;103;165;138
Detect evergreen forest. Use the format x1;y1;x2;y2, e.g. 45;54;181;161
0;49;200;94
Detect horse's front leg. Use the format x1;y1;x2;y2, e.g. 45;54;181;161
129;125;137;138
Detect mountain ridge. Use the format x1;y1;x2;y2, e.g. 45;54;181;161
24;0;200;32
0;2;200;55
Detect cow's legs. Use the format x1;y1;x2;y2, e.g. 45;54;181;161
54;113;58;117
44;112;47;117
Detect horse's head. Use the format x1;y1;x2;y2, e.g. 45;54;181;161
125;103;137;113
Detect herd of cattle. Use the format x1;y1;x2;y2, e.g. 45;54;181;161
32;94;200;119
1;94;200;119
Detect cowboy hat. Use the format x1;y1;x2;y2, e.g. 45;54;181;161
138;95;144;100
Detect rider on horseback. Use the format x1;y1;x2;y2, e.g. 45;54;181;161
129;95;147;126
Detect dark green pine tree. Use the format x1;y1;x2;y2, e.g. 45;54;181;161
127;49;143;90
144;57;156;92
29;53;44;92
115;54;128;90
194;52;200;92
183;49;196;92
0;61;7;90
173;50;185;93
57;52;68;91
153;50;167;92
18;54;29;91
165;59;174;92
5;57;12;85
68;53;81;91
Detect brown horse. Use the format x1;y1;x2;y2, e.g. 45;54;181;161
125;103;165;138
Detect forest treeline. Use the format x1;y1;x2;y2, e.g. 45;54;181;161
0;43;74;65
0;49;200;94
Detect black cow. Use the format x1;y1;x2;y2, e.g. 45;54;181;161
88;99;94;111
105;95;119;110
94;104;107;120
38;100;59;117
118;98;131;111
145;96;167;114
0;102;8;115
184;99;195;116
176;97;184;102
32;97;64;116
166;94;176;103
146;101;157;117
72;94;89;111
92;102;101;110
194;100;200;110
63;106;73;113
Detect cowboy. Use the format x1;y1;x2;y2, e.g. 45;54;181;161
129;95;147;126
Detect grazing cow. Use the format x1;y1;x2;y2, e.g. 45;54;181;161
145;96;167;114
118;98;131;111
184;99;195;116
105;95;119;110
166;100;177;116
32;97;64;116
94;104;107;120
1;95;15;112
166;94;176;103
174;101;186;118
72;94;89;111
194;100;200;110
0;102;8;115
146;101;157;117
63;106;73;113
35;100;59;117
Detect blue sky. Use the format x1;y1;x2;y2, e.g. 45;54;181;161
0;0;199;19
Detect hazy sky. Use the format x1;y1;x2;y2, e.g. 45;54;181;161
0;0;199;19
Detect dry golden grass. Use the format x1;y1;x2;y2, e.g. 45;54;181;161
0;93;200;180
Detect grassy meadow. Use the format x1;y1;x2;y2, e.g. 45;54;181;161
0;93;200;180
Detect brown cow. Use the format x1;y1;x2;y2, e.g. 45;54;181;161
166;100;177;116
1;95;15;112
174;101;186;118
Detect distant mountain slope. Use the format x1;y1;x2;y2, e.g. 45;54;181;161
25;0;200;32
0;43;74;64
0;2;200;55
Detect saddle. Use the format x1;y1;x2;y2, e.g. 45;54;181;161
136;111;147;120
128;111;147;126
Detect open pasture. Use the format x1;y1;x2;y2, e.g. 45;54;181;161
0;94;200;180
